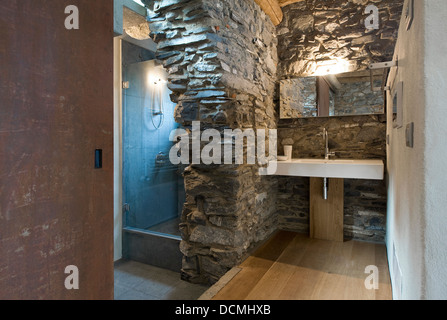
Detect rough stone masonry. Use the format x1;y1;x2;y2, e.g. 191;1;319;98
275;0;403;243
277;0;403;78
143;0;279;284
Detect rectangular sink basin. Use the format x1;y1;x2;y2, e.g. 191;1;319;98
296;159;356;164
267;158;384;180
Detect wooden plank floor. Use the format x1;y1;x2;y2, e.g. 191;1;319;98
212;231;392;300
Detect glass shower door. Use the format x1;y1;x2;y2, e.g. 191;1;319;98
122;59;184;237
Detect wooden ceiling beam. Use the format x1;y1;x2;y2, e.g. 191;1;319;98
253;0;284;26
277;0;306;8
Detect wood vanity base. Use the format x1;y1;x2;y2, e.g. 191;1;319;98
310;178;344;242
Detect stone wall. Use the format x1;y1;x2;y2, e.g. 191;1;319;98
144;0;278;284
277;115;387;242
274;0;402;243
333;79;384;116
280;77;318;118
277;0;404;77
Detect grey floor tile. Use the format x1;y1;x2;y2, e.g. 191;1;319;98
164;283;209;300
114;268;149;289
115;289;159;301
114;283;131;299
133;276;178;298
114;260;209;301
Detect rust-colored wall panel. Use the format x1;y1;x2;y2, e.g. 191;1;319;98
0;0;114;299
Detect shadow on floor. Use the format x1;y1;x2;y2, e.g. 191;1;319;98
114;260;209;300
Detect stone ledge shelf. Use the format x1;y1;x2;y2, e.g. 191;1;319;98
266;159;385;180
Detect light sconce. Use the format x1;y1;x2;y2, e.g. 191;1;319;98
313;59;352;76
147;74;167;86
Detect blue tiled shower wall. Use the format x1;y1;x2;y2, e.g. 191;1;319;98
123;59;184;231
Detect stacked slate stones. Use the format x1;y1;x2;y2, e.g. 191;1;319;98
143;0;279;284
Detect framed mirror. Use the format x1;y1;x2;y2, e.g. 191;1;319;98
279;70;386;119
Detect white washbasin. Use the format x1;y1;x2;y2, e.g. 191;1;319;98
295;159;356;164
267;158;384;180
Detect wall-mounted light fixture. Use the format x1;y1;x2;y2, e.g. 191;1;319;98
147;74;167;86
369;60;398;92
313;59;353;76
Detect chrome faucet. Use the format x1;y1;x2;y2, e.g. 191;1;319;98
323;128;335;160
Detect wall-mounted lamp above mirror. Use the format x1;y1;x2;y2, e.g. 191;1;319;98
280;70;386;119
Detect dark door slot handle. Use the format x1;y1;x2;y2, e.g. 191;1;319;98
95;149;103;169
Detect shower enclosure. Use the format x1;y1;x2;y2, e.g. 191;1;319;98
122;59;185;271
